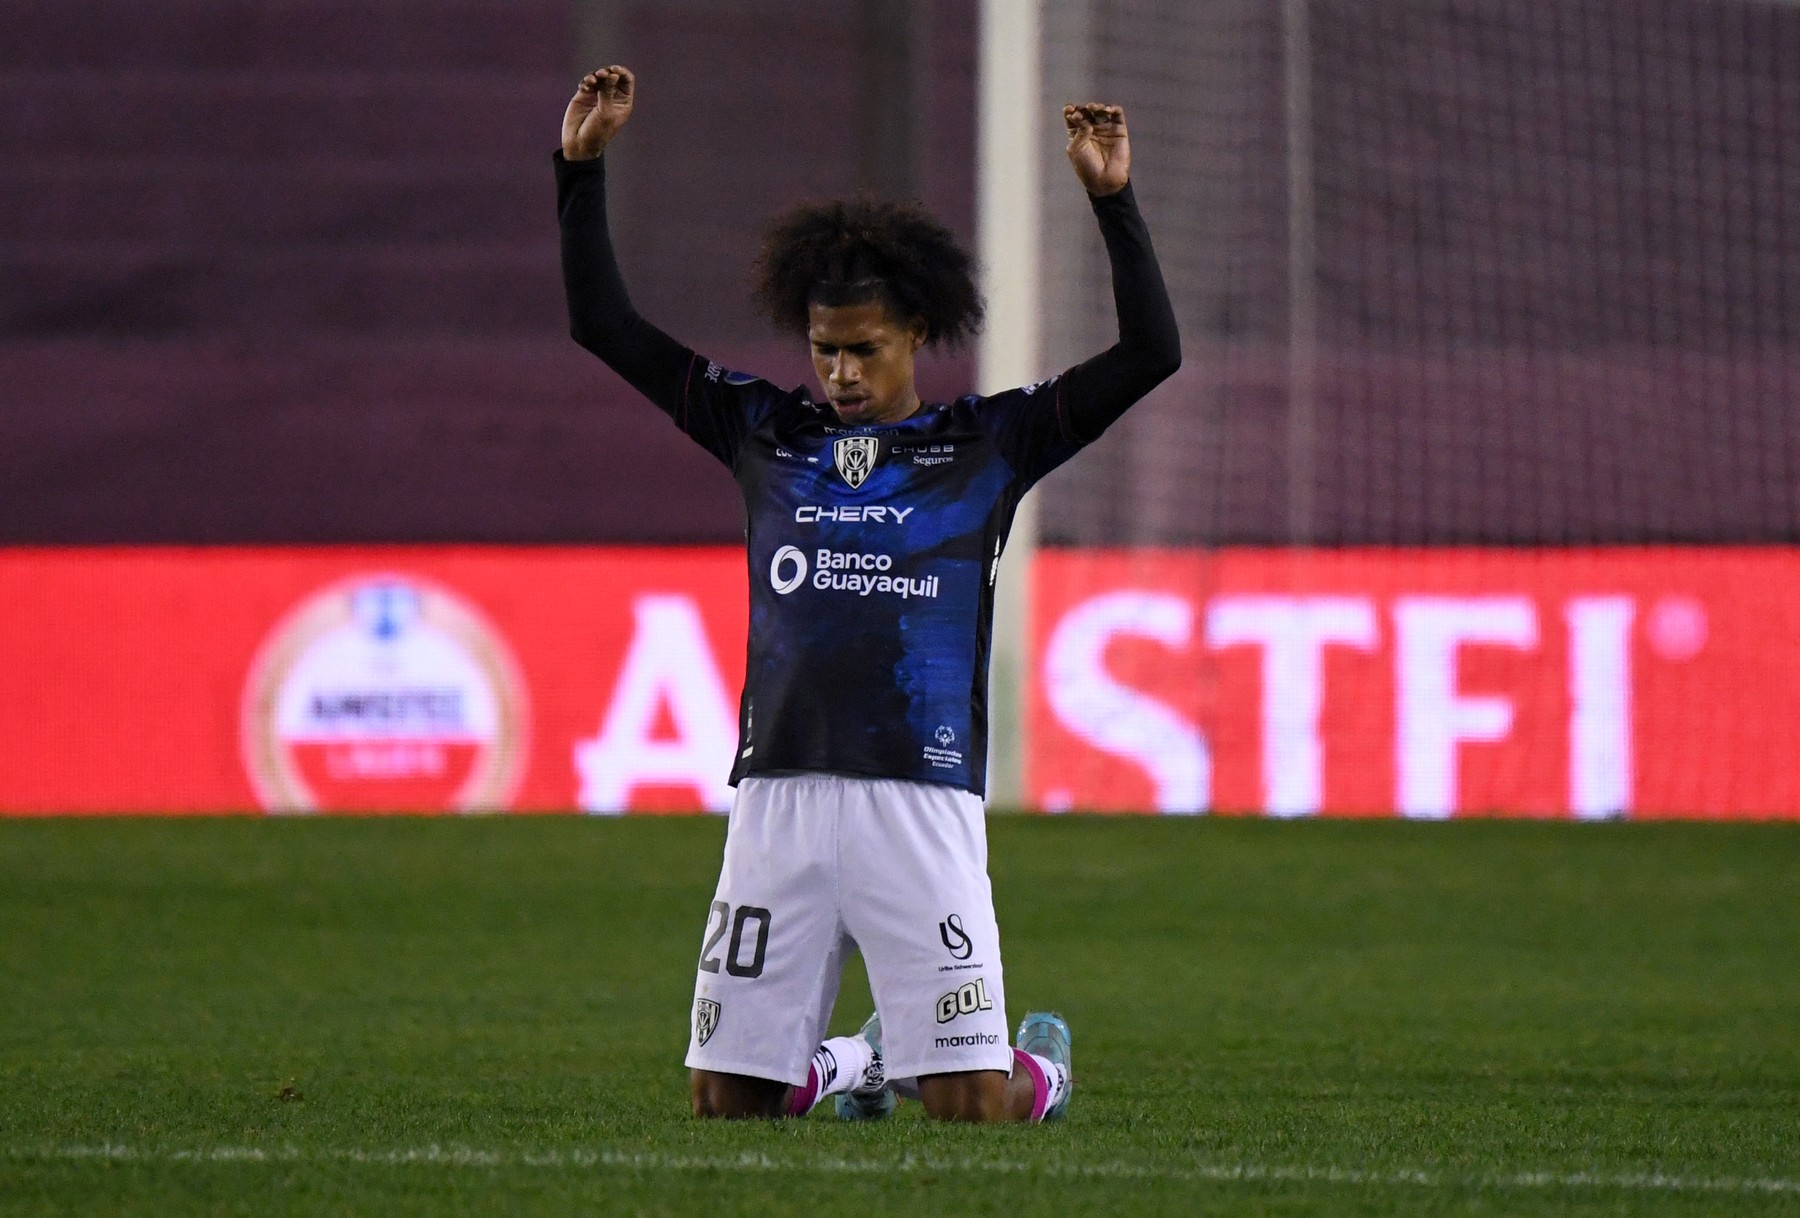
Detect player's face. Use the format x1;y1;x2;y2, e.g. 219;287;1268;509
808;300;927;426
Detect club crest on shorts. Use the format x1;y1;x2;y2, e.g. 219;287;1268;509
694;998;722;1047
833;436;880;488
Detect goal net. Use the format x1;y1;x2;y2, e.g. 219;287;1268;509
1019;0;1800;818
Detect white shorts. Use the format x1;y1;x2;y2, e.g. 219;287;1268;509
684;773;1014;1085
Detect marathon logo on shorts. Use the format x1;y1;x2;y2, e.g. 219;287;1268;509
934;1032;1001;1049
694;998;721;1047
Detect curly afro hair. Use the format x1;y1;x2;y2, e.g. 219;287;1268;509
753;197;984;349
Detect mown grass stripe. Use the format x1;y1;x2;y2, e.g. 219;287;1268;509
12;1144;1798;1195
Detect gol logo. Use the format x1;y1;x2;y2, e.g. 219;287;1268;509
240;576;528;813
936;977;994;1023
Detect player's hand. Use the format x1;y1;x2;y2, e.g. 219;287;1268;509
563;65;635;161
1064;103;1129;196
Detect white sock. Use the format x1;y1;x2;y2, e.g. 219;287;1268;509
1029;1057;1065;1108
1020;1050;1070;1119
788;1035;875;1116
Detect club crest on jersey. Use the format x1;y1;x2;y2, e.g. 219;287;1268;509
833;436;880;488
694;998;721;1047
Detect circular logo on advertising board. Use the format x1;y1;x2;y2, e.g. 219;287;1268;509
241;575;528;813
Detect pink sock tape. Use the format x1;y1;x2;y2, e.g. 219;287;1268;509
786;1066;820;1118
1012;1047;1050;1122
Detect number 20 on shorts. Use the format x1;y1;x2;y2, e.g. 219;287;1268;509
699;901;771;978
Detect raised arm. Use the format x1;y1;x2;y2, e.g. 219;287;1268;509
562;65;636;163
1054;103;1181;441
974;103;1181;487
557;66;695;413
559;68;777;466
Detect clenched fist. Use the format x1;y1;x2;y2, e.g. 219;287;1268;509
1064;103;1130;196
563;65;635;161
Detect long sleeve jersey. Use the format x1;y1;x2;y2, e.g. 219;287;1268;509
557;152;1179;795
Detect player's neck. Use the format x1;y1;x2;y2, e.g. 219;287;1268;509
840;391;923;427
885;392;923;424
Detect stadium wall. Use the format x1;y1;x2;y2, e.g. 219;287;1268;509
2;545;1794;819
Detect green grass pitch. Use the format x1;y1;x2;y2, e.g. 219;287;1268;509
2;815;1797;1216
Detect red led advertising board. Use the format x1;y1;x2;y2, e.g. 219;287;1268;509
0;548;746;815
1031;548;1800;818
2;546;1798;817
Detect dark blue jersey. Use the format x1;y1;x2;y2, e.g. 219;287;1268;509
556;153;1179;795
691;368;1081;792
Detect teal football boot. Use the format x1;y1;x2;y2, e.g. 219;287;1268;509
1014;1011;1073;1120
834;1010;897;1120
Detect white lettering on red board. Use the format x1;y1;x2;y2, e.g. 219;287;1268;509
1042;591;1210;814
1043;591;1655;817
574;595;737;814
1565;596;1634;819
1393;597;1538;818
1205;597;1379;818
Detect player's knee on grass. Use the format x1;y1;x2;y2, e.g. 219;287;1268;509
917;1069;1023;1123
690;1068;789;1119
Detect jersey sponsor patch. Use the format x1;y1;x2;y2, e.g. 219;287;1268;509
894;443;957;467
793;504;913;524
924;724;964;770
766;546;941;601
703;361;760;386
